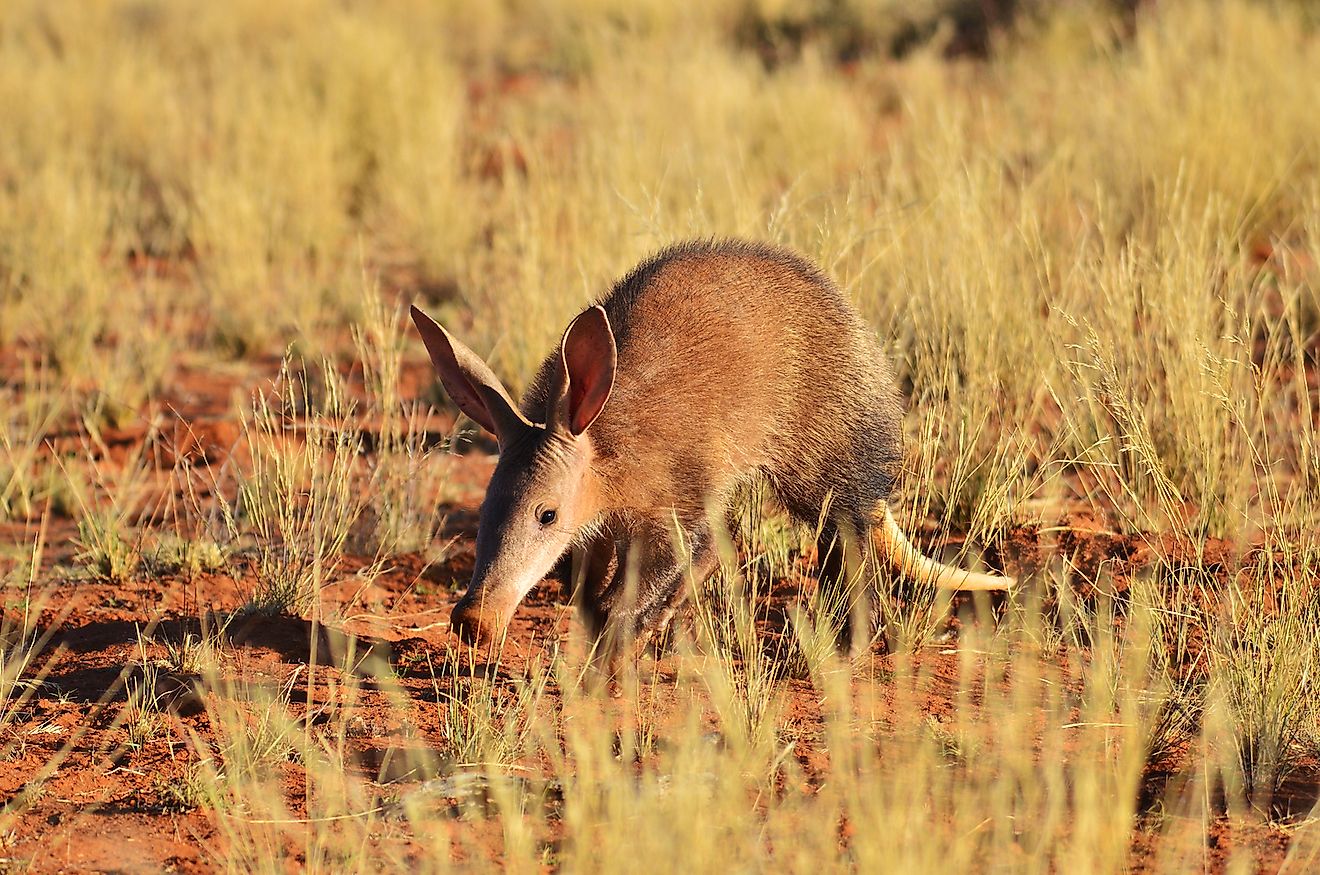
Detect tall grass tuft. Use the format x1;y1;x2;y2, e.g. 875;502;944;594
238;359;364;615
351;283;449;557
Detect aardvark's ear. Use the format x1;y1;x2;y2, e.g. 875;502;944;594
410;305;530;445
547;305;616;436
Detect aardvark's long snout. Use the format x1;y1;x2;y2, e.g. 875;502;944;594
449;584;519;647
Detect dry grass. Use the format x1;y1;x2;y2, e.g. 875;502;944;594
236;360;365;615
0;0;1318;870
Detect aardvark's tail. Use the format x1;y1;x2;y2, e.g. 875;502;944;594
872;507;1016;591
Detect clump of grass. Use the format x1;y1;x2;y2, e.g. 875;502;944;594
155;618;229;678
238;358;365;615
145;533;229;580
433;649;551;769
1206;550;1319;813
0;368;64;522
78;316;176;436
184;653;422;869
1127;573;1207;765
0;523;63;736
154;763;209;813
1063;309;1238;545
198;670;306;793
180;669;316;869
351;284;449;558
66;435;155;585
122;633;162;751
74;510;142;584
690;523;786;758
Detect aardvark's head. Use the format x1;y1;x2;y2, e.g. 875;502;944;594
410;305;616;646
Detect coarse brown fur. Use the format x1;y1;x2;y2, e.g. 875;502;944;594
411;239;1011;656
524;239;904;534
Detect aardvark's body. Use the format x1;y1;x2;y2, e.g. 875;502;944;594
411;240;1012;651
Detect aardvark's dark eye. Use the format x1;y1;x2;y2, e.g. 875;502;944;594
538;508;558;527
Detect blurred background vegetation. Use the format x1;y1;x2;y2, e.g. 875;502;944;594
0;0;1317;535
